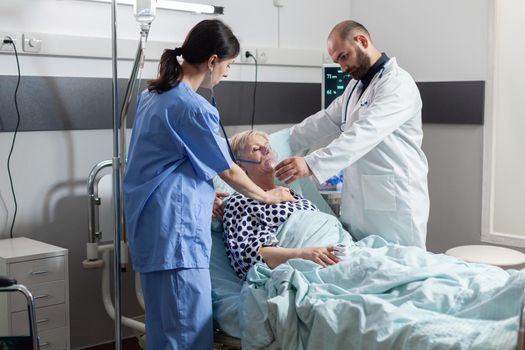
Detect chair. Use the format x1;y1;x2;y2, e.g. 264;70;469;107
445;245;525;268
0;276;40;350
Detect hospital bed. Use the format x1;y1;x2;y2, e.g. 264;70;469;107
211;129;525;350
84;129;525;350
209;183;525;349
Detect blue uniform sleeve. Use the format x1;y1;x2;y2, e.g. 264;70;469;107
181;110;233;181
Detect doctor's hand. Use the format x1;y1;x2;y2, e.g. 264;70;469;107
275;157;312;184
212;191;230;220
264;186;296;204
300;246;340;268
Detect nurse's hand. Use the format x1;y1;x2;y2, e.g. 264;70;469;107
264;186;296;204
275;157;312;184
212;191;229;220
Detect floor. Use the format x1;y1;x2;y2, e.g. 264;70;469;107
81;337;142;350
80;333;241;350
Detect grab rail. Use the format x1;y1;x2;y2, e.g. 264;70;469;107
87;159;113;247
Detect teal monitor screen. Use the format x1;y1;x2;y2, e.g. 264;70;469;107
322;65;351;109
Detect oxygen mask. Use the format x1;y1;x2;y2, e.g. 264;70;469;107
237;145;278;172
261;150;278;172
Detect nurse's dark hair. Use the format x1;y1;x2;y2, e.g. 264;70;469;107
148;19;240;93
331;20;372;43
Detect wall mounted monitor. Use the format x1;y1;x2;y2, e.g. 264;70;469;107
322;64;351;109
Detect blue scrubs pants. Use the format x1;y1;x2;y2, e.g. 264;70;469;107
140;268;213;350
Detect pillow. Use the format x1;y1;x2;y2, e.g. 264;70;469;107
268;127;294;159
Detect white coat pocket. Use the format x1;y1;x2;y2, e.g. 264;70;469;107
361;174;397;211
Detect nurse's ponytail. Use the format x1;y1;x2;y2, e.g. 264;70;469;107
148;19;240;93
148;49;182;93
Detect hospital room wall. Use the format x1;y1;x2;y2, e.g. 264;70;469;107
0;0;514;348
0;0;352;348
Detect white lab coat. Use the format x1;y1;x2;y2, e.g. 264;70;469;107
290;58;429;248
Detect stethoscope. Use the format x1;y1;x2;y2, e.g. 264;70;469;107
213;94;263;166
206;66;239;163
339;66;386;132
212;95;239;163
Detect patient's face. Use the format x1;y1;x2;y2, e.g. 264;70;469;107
240;134;275;179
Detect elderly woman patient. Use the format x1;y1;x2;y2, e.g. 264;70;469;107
221;130;340;279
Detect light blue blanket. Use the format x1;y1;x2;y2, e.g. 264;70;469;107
235;211;525;350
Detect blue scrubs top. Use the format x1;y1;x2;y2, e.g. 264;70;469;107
124;81;233;273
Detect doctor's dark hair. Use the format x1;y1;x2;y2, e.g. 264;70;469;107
148;19;240;93
331;20;372;43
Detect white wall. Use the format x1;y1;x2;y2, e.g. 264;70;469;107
0;0;350;348
0;0;351;82
491;1;525;236
349;0;488;82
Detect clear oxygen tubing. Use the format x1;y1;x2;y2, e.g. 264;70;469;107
109;0;123;348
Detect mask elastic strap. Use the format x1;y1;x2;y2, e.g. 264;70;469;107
237;158;261;165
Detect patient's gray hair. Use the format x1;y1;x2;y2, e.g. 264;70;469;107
230;130;269;160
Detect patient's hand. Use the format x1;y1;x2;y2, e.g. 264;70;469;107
212;191;229;220
300;246;340;267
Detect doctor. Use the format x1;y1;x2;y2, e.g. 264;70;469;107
124;20;293;350
275;20;429;248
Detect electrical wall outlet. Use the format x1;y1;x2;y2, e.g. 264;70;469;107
0;32;18;52
240;47;257;64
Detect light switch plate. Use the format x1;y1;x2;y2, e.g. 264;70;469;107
23;33;42;53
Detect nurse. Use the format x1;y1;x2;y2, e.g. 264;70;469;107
275;20;429;249
124;20;294;350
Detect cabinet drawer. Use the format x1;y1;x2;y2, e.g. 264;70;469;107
11;303;66;334
39;327;66;350
9;256;65;285
10;280;65;312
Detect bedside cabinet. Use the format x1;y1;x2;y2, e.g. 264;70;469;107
0;237;70;350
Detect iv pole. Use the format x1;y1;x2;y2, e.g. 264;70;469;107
109;0;123;349
110;1;155;348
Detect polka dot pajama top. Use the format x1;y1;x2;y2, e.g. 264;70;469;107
223;190;318;279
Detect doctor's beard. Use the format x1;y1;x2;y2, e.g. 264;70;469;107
346;45;372;81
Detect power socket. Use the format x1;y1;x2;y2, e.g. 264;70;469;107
0;33;18;52
240;47;256;64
